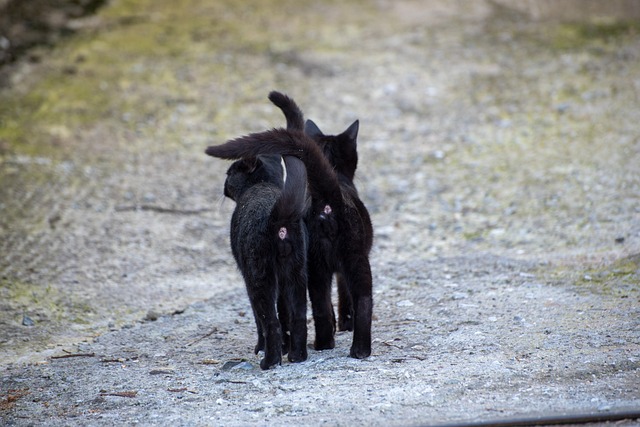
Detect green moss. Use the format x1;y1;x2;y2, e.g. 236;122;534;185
566;254;639;298
581;253;640;283
463;230;486;242
551;20;640;50
3;281;100;333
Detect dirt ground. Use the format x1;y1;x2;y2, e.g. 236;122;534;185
1;0;639;425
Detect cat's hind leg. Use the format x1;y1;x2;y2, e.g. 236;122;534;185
276;294;290;356
342;255;373;359
281;264;308;363
252;306;265;354
307;260;336;351
247;273;282;370
336;273;354;331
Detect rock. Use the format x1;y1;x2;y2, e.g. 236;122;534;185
22;313;34;326
452;292;467;300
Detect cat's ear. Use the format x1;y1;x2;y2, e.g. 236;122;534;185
305;119;324;138
342;120;359;141
241;157;260;173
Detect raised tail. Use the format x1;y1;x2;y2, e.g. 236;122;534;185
268;91;304;131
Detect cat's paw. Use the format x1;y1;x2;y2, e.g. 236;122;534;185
287;347;308;363
313;337;335;351
349;343;371;359
281;334;290;356
254;343;265;355
338;315;353;332
260;354;282;370
254;334;266;354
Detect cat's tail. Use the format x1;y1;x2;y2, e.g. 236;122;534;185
205;128;305;159
205;129;342;212
273;156;308;223
271;156;309;261
268;91;304;131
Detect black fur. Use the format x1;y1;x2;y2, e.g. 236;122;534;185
206;92;373;359
222;154;309;369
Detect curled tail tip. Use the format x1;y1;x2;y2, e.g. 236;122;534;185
268;90;304;131
268;90;288;104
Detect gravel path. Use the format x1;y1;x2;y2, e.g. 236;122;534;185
1;1;639;425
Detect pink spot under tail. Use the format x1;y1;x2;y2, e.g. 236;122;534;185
278;227;287;240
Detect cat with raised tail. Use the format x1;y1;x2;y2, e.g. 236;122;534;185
219;153;309;370
206;92;373;359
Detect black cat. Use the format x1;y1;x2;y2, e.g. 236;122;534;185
220;153;309;369
303;117;370;334
205;92;373;359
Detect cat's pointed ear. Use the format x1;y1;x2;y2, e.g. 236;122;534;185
342;120;359;141
305;119;324;138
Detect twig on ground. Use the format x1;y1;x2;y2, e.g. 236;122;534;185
115;204;211;215
185;327;218;347
382;340;403;349
51;353;95;359
100;358;127;363
167;388;197;394
99;391;137;398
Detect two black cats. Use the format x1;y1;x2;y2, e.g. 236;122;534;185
206;91;373;368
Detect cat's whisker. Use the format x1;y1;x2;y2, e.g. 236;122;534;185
216;193;227;210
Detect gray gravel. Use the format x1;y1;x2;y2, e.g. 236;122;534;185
2;255;639;425
1;1;639;425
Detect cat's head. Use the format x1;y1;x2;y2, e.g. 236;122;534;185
223;155;284;201
305;119;359;181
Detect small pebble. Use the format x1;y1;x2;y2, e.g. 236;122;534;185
396;300;414;307
22;314;35;327
149;368;175;375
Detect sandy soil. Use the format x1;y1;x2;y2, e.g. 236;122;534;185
1;0;639;425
